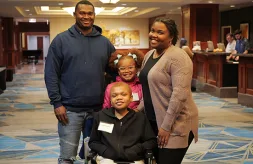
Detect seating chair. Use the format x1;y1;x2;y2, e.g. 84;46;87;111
86;149;154;164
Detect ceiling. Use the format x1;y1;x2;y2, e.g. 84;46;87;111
0;0;253;22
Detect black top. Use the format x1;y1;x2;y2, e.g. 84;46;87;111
139;52;162;121
88;107;157;161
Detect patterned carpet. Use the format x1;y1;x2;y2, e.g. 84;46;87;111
0;73;253;164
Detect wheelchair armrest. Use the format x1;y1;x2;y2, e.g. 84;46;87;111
87;151;97;164
87;150;97;159
145;149;153;158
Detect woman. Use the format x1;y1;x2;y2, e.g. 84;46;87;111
139;17;198;164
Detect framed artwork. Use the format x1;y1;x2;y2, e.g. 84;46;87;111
120;30;140;46
221;26;231;45
240;23;249;39
103;29;140;47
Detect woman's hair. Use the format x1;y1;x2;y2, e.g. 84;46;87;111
108;48;144;71
153;17;179;45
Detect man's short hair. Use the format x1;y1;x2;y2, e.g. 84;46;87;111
234;29;242;35
75;0;95;12
226;33;234;38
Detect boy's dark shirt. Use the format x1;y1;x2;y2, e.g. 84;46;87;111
88;107;157;161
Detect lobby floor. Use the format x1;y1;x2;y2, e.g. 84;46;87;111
0;62;253;164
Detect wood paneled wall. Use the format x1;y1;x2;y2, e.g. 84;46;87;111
182;4;219;49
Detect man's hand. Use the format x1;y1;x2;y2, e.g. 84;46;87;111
157;128;170;148
54;106;68;125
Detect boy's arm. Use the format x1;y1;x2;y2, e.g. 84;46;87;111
88;113;118;159
141;116;157;150
124;116;157;161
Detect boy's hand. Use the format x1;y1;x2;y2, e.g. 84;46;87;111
54;106;68;125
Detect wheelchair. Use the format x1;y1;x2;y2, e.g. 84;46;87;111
85;149;154;164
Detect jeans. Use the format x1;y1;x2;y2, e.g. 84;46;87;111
79;117;94;159
58;110;93;164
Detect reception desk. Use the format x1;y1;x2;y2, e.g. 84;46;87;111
236;54;253;107
192;51;238;98
0;67;6;93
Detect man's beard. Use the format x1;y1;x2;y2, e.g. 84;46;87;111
76;21;93;31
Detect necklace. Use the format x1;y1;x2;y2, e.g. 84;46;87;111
153;48;167;59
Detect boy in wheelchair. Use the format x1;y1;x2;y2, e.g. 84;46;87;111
88;82;157;164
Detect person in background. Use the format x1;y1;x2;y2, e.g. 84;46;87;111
225;33;236;53
103;49;144;112
44;1;115;163
228;29;250;61
180;38;194;60
89;82;157;164
139;17;198;164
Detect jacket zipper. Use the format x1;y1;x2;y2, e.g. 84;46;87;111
118;121;123;158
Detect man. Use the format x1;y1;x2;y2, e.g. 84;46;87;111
44;1;115;163
225;33;236;53
228;29;250;61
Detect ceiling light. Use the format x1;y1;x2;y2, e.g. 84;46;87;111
177;7;181;9
25;9;30;11
121;4;127;6
58;3;64;5
62;7;104;16
29;18;36;23
208;1;213;3
134;10;139;12
41;6;49;11
100;0;120;4
230;5;235;7
112;7;124;12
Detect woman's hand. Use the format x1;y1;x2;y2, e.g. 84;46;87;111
158;128;170;148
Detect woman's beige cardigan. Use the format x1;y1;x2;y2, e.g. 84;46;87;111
141;45;198;148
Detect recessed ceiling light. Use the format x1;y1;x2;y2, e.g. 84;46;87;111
134;10;139;12
177;7;181;9
41;6;49;11
208;1;213;3
230;5;235;7
29;18;36;23
121;4;127;6
58;3;64;5
25;9;30;11
112;7;124;12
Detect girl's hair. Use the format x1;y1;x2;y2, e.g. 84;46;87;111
108;48;144;71
153;17;179;45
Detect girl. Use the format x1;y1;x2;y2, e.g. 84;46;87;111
103;48;144;111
